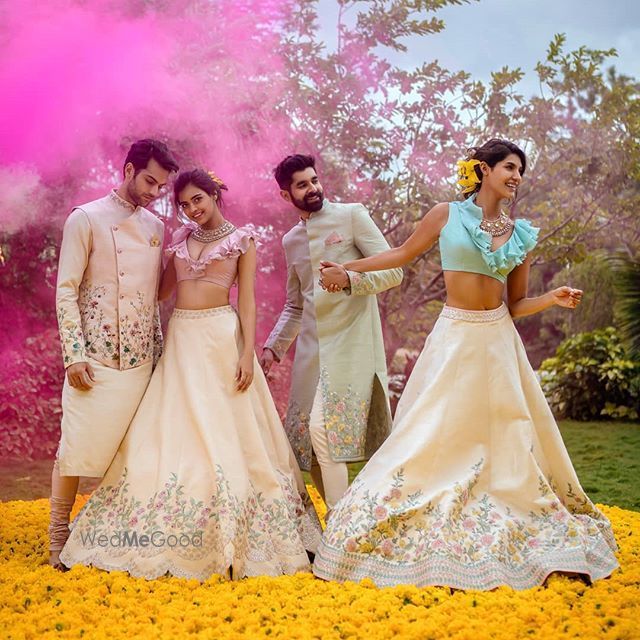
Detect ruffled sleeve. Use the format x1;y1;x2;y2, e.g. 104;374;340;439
164;224;257;268
457;198;539;279
164;223;196;258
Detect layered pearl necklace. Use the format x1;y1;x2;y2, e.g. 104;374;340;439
191;220;236;243
479;211;513;237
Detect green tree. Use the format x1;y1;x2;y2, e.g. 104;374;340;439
278;3;639;360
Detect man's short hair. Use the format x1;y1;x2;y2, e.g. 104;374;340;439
273;154;316;190
123;139;179;177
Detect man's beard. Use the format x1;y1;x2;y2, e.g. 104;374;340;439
292;189;324;213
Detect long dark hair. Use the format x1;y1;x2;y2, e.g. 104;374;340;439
173;169;228;209
463;139;527;199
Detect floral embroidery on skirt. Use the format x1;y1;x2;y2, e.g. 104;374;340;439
61;306;321;580
313;305;618;590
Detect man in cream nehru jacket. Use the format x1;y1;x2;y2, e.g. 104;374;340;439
49;139;178;569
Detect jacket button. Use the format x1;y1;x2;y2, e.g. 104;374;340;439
120;295;124;300
119;271;125;277
112;225;119;231
117;249;123;254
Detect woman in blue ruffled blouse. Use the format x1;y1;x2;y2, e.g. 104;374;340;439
313;139;618;591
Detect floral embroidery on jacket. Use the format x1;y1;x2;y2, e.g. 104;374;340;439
63;285;157;369
78;283;119;363
152;305;163;367
346;270;379;295
57;306;86;365
119;292;155;368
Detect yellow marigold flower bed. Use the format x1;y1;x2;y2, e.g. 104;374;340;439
1;491;639;639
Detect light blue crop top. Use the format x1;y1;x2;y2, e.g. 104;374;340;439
439;197;539;283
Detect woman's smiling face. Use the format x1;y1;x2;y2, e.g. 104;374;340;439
482;153;523;200
178;183;216;225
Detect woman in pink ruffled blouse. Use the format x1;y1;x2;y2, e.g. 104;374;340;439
59;170;321;581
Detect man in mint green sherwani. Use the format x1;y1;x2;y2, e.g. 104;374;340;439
261;155;403;511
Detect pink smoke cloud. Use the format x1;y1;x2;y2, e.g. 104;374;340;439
0;0;298;204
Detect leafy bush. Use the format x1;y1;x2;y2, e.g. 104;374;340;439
0;328;63;460
539;327;640;421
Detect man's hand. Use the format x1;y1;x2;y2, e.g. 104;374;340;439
66;361;96;390
319;261;350;293
259;348;276;376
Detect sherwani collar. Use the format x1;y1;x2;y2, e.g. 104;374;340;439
109;189;141;214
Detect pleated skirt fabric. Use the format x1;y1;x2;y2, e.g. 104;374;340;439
61;306;322;581
313;304;618;590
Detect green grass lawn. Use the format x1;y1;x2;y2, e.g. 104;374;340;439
557;420;640;511
2;420;639;510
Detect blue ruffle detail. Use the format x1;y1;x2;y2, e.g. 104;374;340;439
457;197;539;278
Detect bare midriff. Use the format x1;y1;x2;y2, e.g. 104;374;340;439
175;280;231;310
443;270;505;311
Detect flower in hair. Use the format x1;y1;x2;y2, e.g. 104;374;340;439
207;171;226;187
456;159;481;194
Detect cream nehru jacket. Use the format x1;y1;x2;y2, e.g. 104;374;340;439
56;190;164;371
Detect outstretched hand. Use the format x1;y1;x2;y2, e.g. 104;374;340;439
552;286;583;309
319;261;349;293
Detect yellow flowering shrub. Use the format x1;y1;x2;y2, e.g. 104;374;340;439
1;493;638;639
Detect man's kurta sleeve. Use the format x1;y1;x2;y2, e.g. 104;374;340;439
264;254;303;362
56;209;92;368
346;205;404;296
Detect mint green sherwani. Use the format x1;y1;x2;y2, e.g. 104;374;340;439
264;201;403;471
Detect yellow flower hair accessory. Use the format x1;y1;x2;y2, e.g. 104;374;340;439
207;171;227;188
456;158;481;194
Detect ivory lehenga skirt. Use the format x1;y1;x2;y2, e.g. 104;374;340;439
313;304;619;590
60;306;322;581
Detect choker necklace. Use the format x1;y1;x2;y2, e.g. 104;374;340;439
191;220;236;243
479;211;513;237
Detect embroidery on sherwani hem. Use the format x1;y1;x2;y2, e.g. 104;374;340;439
316;459;618;589
320;367;371;461
68;466;321;569
284;402;312;471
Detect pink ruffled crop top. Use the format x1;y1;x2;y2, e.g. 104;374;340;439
165;224;255;289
